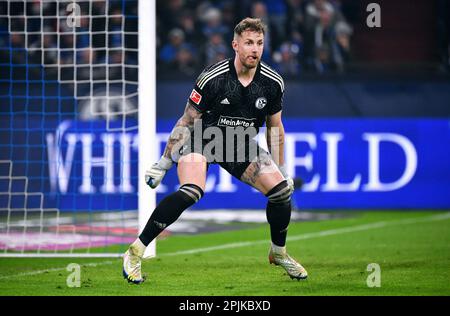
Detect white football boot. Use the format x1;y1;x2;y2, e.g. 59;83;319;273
123;244;145;284
269;244;308;280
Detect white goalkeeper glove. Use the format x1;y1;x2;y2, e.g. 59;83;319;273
278;165;294;191
145;156;173;189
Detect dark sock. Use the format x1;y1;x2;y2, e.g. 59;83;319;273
139;184;204;246
265;181;292;247
266;201;291;247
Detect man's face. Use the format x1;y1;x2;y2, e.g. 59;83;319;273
232;30;264;69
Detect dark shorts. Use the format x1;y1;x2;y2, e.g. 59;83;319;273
175;128;271;180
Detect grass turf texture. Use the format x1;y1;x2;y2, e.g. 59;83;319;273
0;211;449;296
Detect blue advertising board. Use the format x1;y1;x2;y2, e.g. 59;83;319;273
157;119;450;209
1;118;449;210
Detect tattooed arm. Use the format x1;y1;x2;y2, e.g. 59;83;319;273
162;102;202;160
265;111;285;167
265;111;294;188
145;103;202;188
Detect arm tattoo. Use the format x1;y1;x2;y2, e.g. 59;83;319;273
266;125;285;166
163;103;202;160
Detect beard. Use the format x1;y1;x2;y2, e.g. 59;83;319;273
240;54;259;69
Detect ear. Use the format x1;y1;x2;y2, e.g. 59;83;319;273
232;39;238;52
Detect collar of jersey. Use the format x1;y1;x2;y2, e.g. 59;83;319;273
229;58;261;87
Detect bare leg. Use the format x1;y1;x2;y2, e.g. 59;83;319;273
136;153;207;247
177;153;207;191
241;152;290;246
240;153;308;280
123;153;208;284
240;153;285;194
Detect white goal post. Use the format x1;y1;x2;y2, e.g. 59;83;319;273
138;0;156;259
0;0;156;258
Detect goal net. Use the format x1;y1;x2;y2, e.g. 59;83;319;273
0;0;156;257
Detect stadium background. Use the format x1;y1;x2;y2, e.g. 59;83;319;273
0;0;449;249
0;0;449;297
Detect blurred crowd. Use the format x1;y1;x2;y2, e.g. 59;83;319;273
157;0;354;78
0;0;137;82
1;0;355;81
2;0;449;81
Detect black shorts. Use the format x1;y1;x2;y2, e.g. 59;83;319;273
176;128;271;180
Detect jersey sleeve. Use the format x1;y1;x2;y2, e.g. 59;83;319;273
268;85;284;115
187;71;214;113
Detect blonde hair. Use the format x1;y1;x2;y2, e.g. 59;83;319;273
234;18;266;38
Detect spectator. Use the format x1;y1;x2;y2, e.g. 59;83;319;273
76;16;91;49
158;0;186;43
220;1;238;42
335;20;352;67
59;34;75;65
42;29;58;65
109;9;123;48
205;32;231;65
251;1;280;63
273;41;302;77
285;0;306;40
174;45;198;76
304;0;352;73
179;10;202;47
159;28;197;76
160;28;192;62
262;0;288;39
200;7;230;40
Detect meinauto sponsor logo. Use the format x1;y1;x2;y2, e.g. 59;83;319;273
217;116;256;128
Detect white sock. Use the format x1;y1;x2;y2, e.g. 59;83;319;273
131;238;146;257
271;243;286;254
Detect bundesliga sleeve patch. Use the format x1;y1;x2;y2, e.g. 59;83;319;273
189;89;202;105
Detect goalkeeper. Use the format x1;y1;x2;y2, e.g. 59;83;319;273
123;18;307;284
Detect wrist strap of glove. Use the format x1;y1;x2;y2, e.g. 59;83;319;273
158;156;173;170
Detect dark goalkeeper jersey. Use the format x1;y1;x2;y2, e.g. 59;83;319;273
187;58;285;133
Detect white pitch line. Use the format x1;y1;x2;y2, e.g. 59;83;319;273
160;213;450;257
1;213;449;280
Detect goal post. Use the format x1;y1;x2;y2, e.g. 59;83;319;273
0;0;156;258
138;0;156;259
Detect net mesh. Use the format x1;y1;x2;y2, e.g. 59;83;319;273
0;0;140;256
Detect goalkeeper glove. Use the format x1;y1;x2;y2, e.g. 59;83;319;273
145;156;173;189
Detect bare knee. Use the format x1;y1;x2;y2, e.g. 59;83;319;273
178;153;207;191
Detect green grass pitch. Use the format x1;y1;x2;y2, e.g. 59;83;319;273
1;211;449;296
